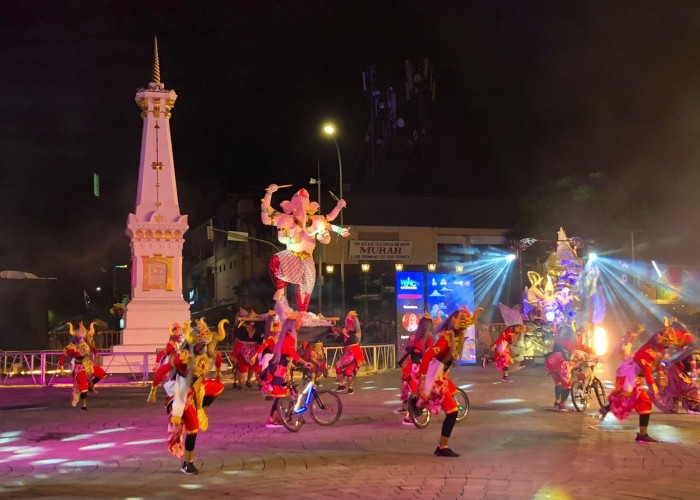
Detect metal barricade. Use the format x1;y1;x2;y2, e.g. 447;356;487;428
0;344;398;387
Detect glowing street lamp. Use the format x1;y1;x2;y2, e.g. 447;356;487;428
395;263;404;271
428;262;437;272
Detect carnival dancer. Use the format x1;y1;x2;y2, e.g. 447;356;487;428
544;319;594;411
397;313;435;423
598;321;693;442
261;184;349;311
254;311;282;399
299;339;328;384
334;311;365;394
411;306;481;457
664;324;700;413
615;325;644;362
148;319;226;474
57;321;107;410
231;312;263;389
154;322;186;371
492;325;524;383
264;313;313;428
661;348;700;414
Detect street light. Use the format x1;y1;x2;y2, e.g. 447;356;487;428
310;166;323;312
323;122;345;312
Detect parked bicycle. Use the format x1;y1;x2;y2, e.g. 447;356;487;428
570;356;607;412
406;388;470;429
276;366;343;432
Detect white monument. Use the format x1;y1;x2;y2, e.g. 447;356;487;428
113;38;190;356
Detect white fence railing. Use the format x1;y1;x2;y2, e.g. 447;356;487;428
0;344;397;387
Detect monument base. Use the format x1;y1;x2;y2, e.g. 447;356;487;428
109;296;190;373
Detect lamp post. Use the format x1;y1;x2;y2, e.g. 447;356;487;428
310;159;323;312
361;262;370;321
323;122;345;313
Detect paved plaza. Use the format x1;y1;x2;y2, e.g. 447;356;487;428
1;361;698;500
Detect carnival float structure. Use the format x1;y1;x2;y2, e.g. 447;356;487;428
500;227;606;363
255;183;350;333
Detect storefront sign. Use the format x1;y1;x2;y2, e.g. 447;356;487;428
349;240;412;260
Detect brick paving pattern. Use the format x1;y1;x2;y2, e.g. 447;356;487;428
1;362;698;499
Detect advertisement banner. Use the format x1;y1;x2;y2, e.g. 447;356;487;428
396;271;425;362
427;273;476;364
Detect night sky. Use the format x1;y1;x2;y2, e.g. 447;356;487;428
2;1;700;317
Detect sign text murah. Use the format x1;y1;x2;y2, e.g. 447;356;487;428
349;240;412;260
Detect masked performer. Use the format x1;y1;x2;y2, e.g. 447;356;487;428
231;312;263;389
413;306;482;457
397;313;435;423
300;339;328;384
254;311;282;399
58;322;106;410
261;184;348;311
264;314;312;428
154;322;185;371
544;320;593;411
148;319;226;474
492;325;524;383
334;311;365;394
598;321;693;442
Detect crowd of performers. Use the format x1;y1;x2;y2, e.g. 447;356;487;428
55;304;699;474
146;308;363;470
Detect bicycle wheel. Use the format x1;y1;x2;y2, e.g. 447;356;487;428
592;378;607;409
571;382;587;412
407;392;431;429
454;388;470;421
311;390;342;426
277;395;304;432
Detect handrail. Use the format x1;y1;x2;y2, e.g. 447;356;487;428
0;344;397;387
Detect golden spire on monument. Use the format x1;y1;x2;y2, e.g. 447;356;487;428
152;36;160;84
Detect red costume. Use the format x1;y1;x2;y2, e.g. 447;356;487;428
148;319;226;474
601;322;693;443
544;324;593;411
399;321;435;405
335;311;365;394
58;322;106;409
492;325;521;382
419;334;459;415
413;306;482;457
609;325;695;420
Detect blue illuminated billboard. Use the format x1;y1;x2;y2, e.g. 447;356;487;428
427;273;476;364
396;271;425;357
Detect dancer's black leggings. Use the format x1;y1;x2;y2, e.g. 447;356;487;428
185;433;197;452
269;398;280;416
441;411;458;438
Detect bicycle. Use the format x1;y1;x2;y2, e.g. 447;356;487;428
406;387;470;429
570;356;607;412
276;366;343;432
